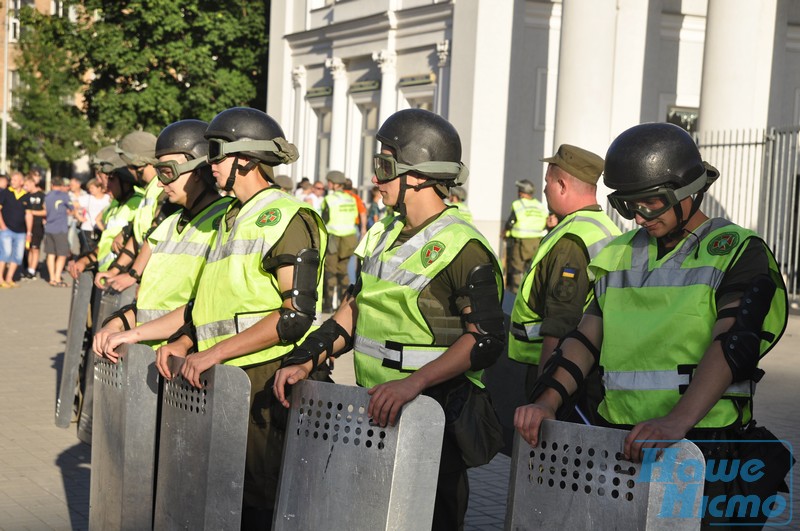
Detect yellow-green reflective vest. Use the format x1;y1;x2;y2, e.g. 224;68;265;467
136;197;233;329
508;209;621;364
133;178;162;245
96;191;144;272
509;198;548;239
353;208;503;388
590;218;787;429
192;189;327;368
323;190;357;237
451;202;473;223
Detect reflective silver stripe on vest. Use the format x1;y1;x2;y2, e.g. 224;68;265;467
196;314;263;343
137;308;172;324
196;312;323;343
354;336;447;370
603;370;753;395
595;219;734;297
542;213;618;257
511;226;547;237
152;202;228;256
511;321;542;341
207;238;266;263
206;192;283;263
361;213;473;291
98;252;117;267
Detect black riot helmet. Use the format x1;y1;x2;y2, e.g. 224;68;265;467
154;119;214;190
375;108;467;184
204;107;299;192
374;109;468;215
605;123;719;235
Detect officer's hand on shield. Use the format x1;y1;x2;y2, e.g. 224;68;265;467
623;415;690;463
273;362;313;408
180;348;220;389
155;337;192;380
68;258;85;280
102;329;138;361
107;272;136;292
92;318;125;360
514;402;557;448
367;376;425;427
94;270;115;289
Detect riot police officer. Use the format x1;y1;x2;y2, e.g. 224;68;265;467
515;123;788;529
503;179;549;293
273;108;506;530
100;107;327;529
92;119;230;353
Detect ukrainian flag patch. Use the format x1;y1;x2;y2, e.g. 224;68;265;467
561;267;577;278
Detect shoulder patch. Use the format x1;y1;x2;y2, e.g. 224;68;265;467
707;232;739;255
421;240;446;267
256;208;282;227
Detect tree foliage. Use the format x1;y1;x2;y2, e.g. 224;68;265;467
10;6;93;174
10;0;270;174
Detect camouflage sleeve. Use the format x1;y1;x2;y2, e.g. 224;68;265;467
535;235;592;338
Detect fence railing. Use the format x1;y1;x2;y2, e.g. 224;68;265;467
696;127;800;302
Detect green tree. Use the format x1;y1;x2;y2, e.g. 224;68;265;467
10;6;94;174
10;0;270;173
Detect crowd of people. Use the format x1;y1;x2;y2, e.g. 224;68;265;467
1;105;791;530
0;170;111;288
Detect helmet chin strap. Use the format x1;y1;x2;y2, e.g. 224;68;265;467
395;175;409;217
663;193;705;243
395;174;438;217
222;155;259;192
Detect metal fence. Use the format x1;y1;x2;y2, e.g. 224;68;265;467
696;126;800;302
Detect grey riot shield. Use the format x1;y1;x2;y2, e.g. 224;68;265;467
77;285;137;444
506;420;705;530
273;380;446;531
89;344;159;531
55;271;94;428
153;358;250;530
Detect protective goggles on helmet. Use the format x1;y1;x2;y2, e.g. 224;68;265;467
607;172;709;220
154;157;207;185
372;153;468;184
115;146;158;168
207;138;284;164
92;161;115;174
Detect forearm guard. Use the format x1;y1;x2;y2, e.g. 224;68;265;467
527;329;599;419
715;273;777;383
280;319;353;372
166;300;197;354
101;303;137;331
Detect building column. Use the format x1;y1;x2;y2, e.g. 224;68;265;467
326;56;348;172
291;65;307;182
553;0;616;155
435;40;450;118
372;50;397;127
697;0;779;132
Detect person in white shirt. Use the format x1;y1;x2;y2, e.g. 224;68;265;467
75;178;111;253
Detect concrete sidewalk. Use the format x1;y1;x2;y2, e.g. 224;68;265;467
0;277;798;530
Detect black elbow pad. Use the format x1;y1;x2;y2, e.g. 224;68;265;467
469;332;504;371
276;308;314;345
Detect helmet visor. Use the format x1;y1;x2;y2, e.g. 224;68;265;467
607;171;711;220
155;157;206;185
608;190;676;220
92;161;115;175
372;153;467;184
207;138;282;164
